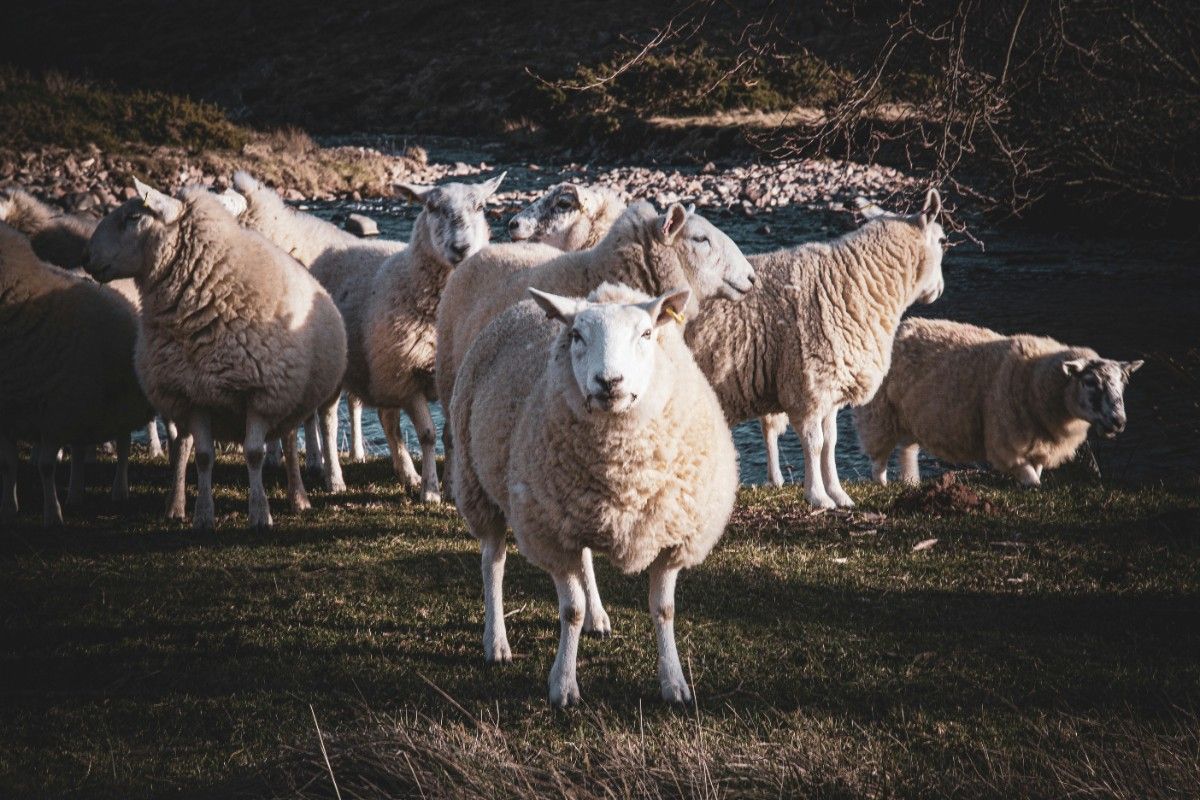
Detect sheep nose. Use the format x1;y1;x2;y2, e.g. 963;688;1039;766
595;374;623;394
507;218;521;231
1112;415;1126;433
449;243;469;259
746;271;757;285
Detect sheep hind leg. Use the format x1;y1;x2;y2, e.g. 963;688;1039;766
243;413;272;531
761;414;789;487
403;396;441;504
899;443;921;485
1;434;19;518
349;395;366;463
166;432;193;521
649;562;691;705
111;434;130;502
283;428;311;513
147;420;164;459
38;438;63;528
548;559;587;708
319;399;346;493
821;410;854;508
380;407;420;491
303;413;323;478
190;413;216;532
796;413;835;510
479;527;513;664
66;442;88;506
264;439;283;470
581;548;612;637
871;455;890;485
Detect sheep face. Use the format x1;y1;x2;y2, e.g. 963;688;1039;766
398;173;505;267
658;205;756;302
86;181;183;283
1062;357;1144;438
508;183;597;248
530;286;691;414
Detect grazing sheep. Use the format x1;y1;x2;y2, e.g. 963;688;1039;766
231;171;396;472
452;283;737;705
85;179;347;531
856;318;1143;486
0;223;153;526
685;190;947;508
507;182;626;250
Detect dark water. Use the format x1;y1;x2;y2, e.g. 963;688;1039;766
292;158;1199;486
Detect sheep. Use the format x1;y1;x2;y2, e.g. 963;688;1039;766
685;190;947;509
231;171;398;472
506;182;626;250
85;179;347;531
856;318;1143;486
0;223;153;526
451;282;738;705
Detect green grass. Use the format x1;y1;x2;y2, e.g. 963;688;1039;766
1;455;1197;798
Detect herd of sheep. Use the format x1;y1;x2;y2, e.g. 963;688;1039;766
0;168;1141;705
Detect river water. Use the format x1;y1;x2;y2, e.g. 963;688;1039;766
296;155;1198;486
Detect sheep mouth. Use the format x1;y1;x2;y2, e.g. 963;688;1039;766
720;278;752;299
89;263;114;282
587;392;635;413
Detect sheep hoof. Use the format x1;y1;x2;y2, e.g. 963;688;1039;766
806;492;837;511
584;609;612;638
290;494;312;513
325;478;347;494
548;679;582;708
166;506;187;522
192;514;215;533
830;490;855;508
420;489;442;504
484;641;513;664
661;681;694;706
43;510;64;528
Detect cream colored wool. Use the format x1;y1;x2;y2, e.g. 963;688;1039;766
0;223;153;527
856;318;1139;485
451;283;737;704
87;185;347;530
685;198;945;508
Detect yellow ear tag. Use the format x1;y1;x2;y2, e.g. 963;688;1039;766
664;307;686;326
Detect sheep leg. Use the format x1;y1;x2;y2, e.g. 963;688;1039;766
264;439;283;470
899;443;921;485
67;441;88;506
38;438;63;528
283;429;312;512
303;413;323;477
821;410;854;508
381;407;421;490
1014;463;1041;487
1;434;19;518
548;560;587;708
761;414;788;487
319;399;346;493
441;426;455;502
243;414;272;531
190;413;216;532
349;395;366;463
871;455;890;485
797;415;836;510
111;434;130;502
480;527;512;664
403;397;441;504
166;432;192;521
147;420;164;459
581;548;612;637
649;562;691;705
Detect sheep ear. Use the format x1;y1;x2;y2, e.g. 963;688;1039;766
1122;359;1144;377
134;178;183;224
396;183;434;204
1062;358;1089;377
644;287;692;328
658;203;688;243
854;196;886;220
528;287;585;324
213;189;247;218
921;188;942;226
478;171;506;199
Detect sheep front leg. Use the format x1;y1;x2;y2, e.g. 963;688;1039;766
38;438;63;527
1;434;19;518
303;412;323;477
190;412;216;532
761;414;788;487
649;562;691;704
899;444;921;484
147;420;164;459
111;434;130;501
349;394;366;463
796;414;835;509
319;399;346;493
283;429;312;512
244;414;272;531
548;559;587;708
403;397;441;503
480;527;512;663
67;441;88;506
821;410;854;507
166;432;192;521
581;548;612;637
1014;463;1041;487
380;408;421;490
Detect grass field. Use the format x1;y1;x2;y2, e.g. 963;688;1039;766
2;454;1197;799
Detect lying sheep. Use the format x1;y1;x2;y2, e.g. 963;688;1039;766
857;318;1143;486
452;283;737;705
686;190;947;508
86;179;347;530
232;171;397;470
0;223;153;526
507;182;626;250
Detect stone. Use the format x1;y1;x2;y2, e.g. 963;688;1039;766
345;213;380;237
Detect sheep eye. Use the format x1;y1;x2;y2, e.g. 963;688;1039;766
124;211;143;226
556;198;575;210
692;235;709;244
641;329;652;340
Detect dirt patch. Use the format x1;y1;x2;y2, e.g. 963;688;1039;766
891;472;998;517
